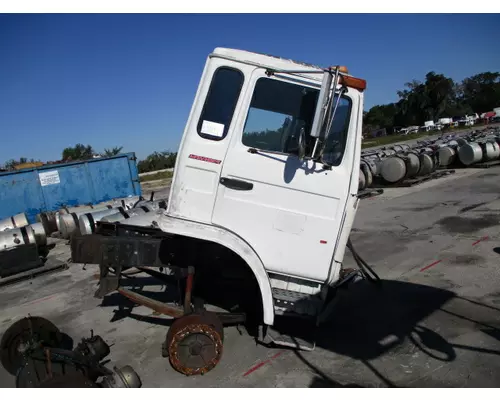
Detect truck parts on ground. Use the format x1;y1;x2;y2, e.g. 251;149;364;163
0;316;141;388
0;195;162;286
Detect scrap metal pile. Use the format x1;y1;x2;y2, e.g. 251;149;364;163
40;195;167;239
0;316;141;388
0;194;167;284
358;126;500;189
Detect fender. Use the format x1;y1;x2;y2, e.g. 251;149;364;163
156;213;275;326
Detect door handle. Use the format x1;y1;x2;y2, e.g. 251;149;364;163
219;177;254;191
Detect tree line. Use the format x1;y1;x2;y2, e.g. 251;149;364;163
363;71;500;134
136;151;177;173
1;143;177;173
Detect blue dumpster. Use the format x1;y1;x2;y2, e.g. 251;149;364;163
0;153;142;223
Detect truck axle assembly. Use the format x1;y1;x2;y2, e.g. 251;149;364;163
0;316;142;388
86;227;246;376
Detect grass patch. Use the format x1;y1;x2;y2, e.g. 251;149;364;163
139;170;173;182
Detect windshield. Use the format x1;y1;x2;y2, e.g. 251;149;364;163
242;77;351;166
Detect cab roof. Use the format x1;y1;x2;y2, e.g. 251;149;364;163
211;47;325;80
210;47;366;92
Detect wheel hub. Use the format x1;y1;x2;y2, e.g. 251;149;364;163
165;313;224;376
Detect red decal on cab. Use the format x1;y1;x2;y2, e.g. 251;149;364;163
188;154;222;164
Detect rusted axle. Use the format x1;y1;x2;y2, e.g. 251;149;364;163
117;287;184;318
118;265;195;318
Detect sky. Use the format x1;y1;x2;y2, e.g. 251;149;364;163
0;13;499;163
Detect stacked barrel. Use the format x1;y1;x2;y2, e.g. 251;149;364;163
0;213;44;252
358;126;500;189
36;195;168;240
0;195;169;254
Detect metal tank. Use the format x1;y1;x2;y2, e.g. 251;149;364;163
36;212;59;235
358;168;366;191
437;146;456;167
55;205;114;231
359;162;373;188
458;142;483;166
79;208;129;235
404;152;421;179
30;222;47;247
361;156;380;177
417;152;435;176
0;213;29;232
58;206;119;238
380;156;407;184
0;226;37;251
482;141;500;161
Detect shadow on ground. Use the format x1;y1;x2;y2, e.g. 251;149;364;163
267;279;500;387
96;271;500;387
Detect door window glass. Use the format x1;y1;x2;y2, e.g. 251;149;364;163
242;77;352;166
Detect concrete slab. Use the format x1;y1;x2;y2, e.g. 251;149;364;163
1;166;500;387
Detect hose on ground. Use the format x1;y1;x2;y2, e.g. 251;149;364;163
346;237;382;285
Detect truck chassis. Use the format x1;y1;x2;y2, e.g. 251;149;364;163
71;221;250;376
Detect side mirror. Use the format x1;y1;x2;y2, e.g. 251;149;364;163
298;128;307;161
310;71;333;138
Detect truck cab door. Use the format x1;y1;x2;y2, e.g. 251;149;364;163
211;67;361;283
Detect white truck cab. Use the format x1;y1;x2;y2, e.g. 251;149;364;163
77;47;369;371
156;48;366;328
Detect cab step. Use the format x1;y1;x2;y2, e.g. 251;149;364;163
272;288;323;318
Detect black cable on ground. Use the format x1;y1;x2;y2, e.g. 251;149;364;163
346;237;382;285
